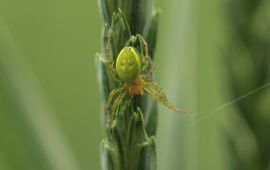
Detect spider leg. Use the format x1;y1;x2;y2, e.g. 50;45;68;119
126;34;150;70
104;87;125;113
144;80;168;101
135;34;150;69
104;57;118;81
136;34;156;78
109;91;127;128
104;31;118;81
142;86;183;112
141;62;155;78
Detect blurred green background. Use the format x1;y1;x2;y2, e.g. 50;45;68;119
0;0;269;170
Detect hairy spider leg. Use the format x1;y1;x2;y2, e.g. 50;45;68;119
142;86;183;112
126;34;150;70
135;34;156;79
136;34;150;69
144;80;168;100
104;31;118;80
109;91;127;128
141;62;155;78
104;87;125;113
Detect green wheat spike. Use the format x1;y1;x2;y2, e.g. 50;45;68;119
96;0;160;169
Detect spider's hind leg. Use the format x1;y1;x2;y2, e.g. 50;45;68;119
103;30;118;81
103;58;118;81
136;34;149;68
141;62;155;78
126;34;150;71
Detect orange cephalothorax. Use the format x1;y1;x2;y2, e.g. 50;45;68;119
124;77;145;96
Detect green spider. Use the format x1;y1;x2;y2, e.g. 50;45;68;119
104;34;182;127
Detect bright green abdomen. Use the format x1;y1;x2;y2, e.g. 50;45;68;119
116;47;142;82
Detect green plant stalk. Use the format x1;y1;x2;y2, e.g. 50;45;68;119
96;0;160;169
225;0;270;169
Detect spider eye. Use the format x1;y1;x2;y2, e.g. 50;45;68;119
116;47;142;82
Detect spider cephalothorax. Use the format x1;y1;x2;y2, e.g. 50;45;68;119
104;34;182;127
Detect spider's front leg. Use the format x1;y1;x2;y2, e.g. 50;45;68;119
104;87;125;113
109;91;127;128
144;80;168;100
142;85;183;112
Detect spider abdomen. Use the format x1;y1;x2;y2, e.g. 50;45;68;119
116;47;142;82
